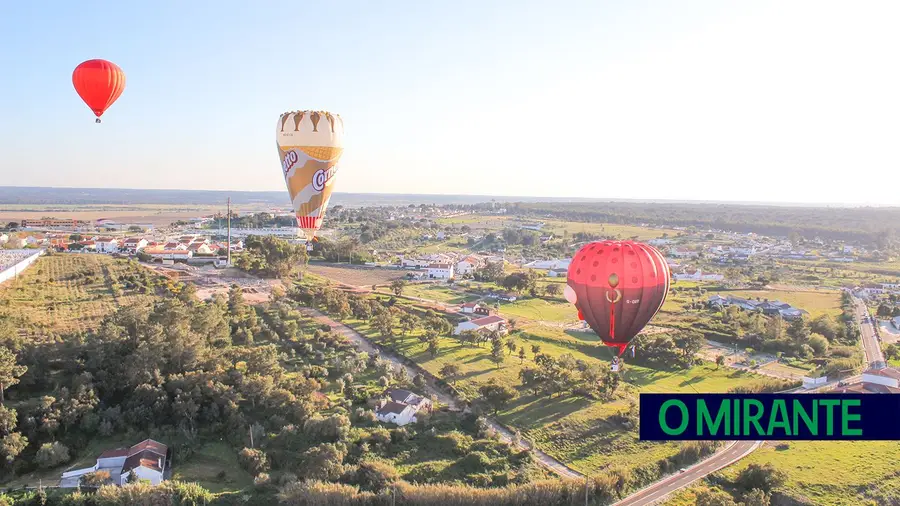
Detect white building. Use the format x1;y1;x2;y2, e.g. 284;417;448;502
426;263;454;279
95;237;120;254
893;316;900;330
459;302;482;314
861;368;900;389
60;439;168;488
375;389;431;426
121;238;148;252
143;249;193;262
453;315;508;335
524;259;570;271
0;234;8;245
456;256;483;276
401;258;431;269
673;268;724;282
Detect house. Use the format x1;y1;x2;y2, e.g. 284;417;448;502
375;389;431;426
456;256;483;276
524;259;570;271
95;237;119;254
187;242;213;255
459;302;482;314
426;263;454;279
673;268;723;282
893;316;900;330
487;292;517;302
547;268;568;278
78;240;97;251
862;367;900;389
520;222;544;231
143;249;194;262
778;308;808;320
453;315;508;335
121;238;148;252
60;439;169;488
474;305;495;316
401;257;430;269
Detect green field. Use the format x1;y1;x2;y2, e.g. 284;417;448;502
498;298;579;323
171;442;255;493
0;254;160;334
402;283;479;304
713;288;842;318
717;441;900;505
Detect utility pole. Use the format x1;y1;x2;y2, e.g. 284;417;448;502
227;197;232;267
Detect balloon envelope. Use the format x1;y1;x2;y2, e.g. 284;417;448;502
72;59;126;119
566;240;670;355
276;110;344;241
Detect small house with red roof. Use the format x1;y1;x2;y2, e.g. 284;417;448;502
60;439;169;488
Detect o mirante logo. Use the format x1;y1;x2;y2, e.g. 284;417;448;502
640;394;900;441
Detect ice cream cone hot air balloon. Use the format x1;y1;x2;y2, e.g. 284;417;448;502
276;110;344;242
566;241;670;358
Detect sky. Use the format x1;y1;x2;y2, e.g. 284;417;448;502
2;0;899;205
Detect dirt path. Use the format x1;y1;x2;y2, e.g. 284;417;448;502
298;306;584;479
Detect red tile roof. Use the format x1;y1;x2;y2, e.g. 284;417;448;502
471;315;505;326
129;439;168;457
98;448;129;459
863;367;900;380
428;263;451;269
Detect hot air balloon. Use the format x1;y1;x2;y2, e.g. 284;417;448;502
276;110;344;244
565;240;670;362
72;60;126;123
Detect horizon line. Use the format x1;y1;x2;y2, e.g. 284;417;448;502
0;184;896;209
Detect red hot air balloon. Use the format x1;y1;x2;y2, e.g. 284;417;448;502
72;59;126;123
565;240;670;357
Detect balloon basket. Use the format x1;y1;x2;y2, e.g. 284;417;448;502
95;118;101;124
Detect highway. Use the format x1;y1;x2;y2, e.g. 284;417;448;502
613;441;761;506
853;297;885;368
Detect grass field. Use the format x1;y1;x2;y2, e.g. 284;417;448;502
713;288;842;318
305;262;405;287
171;442;255;492
402;283;478;304
717;441;900;505
0;254;158;334
498;298;579;323
541;221;680;241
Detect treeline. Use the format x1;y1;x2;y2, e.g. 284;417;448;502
502;201;900;247
234;235;309;278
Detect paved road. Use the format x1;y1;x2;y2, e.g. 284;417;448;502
613;441;761;506
298;307;584;479
853;298;885;368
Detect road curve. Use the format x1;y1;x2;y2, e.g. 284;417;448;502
298;307;584;479
613;441;761;506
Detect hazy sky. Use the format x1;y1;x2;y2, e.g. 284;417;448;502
2;1;899;205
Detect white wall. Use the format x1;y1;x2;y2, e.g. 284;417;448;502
862;372;900;388
0;250;43;285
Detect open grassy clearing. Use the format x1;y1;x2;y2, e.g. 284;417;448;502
0;254;158;334
171;442;255;493
711;288;842;318
402;283;478;304
498;298;579;323
305;262;405;287
541;221;680;241
717;441;900;505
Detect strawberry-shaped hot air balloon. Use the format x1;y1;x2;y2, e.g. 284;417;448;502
565;241;670;359
72;59;126;123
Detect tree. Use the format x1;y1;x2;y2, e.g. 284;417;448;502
427;338;440;358
545;283;560;297
478;381;516;414
0;348;26;404
238;448;269;475
505;339;517;355
80;470;111;487
695;487;739;506
490;339;505;368
741;489;771;506
390;280;406;296
531;344;541;357
735;463;787;493
353;460;399;493
715;355;726;369
439;363;460;382
35;441;70;468
518;347;527;363
374;311;394;341
0;433;27;463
